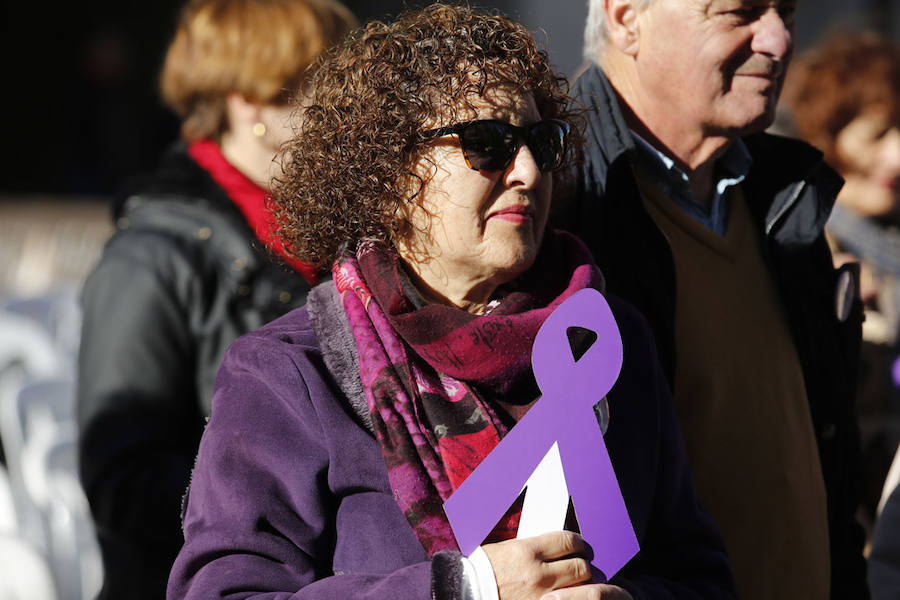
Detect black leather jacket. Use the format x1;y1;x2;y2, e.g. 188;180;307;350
77;144;311;600
555;65;867;599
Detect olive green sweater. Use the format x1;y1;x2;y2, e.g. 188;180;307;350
638;174;830;600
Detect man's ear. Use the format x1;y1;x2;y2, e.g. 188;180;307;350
605;0;640;57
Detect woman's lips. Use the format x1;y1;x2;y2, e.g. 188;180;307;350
489;205;535;224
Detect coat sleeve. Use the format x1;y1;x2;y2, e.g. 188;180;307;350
605;298;737;600
166;332;462;600
77;239;203;567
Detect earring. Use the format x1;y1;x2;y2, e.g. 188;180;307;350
252;122;266;137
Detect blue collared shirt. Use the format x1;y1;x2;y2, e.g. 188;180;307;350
631;132;753;236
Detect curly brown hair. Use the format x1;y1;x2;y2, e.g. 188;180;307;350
271;2;582;269
781;31;900;171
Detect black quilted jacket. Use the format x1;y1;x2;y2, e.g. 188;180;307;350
76;143;311;600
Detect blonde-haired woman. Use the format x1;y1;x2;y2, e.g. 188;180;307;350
76;2;355;599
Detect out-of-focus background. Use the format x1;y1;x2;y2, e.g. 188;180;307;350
0;1;897;598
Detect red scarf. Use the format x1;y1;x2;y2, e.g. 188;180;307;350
188;139;318;285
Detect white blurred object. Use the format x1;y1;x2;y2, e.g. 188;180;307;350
0;374;57;559
0;290;104;600
46;441;103;600
0;313;63;380
2;287;83;368
1;378;102;600
0;467;16;534
0;534;59;600
878;444;900;517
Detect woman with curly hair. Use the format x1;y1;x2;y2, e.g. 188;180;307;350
167;4;735;599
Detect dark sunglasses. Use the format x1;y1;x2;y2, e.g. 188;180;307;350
421;119;571;172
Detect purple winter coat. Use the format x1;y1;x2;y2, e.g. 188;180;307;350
167;282;736;599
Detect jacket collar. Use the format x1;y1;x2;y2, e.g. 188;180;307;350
743;132;843;246
113;142;245;225
572;64;635;194
306;280;373;435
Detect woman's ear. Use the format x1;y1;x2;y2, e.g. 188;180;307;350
605;0;641;57
224;93;262;135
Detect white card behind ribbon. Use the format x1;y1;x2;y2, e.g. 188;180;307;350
517;442;569;539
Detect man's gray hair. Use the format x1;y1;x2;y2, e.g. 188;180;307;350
583;0;655;65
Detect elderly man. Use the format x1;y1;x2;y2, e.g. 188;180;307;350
556;1;867;598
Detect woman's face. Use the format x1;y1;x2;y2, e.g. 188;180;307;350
396;88;553;308
834;108;900;218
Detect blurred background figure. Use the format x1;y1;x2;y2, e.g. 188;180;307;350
74;1;355;599
781;31;900;542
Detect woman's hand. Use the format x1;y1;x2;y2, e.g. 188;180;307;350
481;531;633;600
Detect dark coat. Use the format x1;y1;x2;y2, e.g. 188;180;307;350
167;282;737;599
555;64;867;599
76;144;312;600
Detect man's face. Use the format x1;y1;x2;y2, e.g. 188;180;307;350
635;0;797;136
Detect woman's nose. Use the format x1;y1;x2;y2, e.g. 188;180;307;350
504;143;543;190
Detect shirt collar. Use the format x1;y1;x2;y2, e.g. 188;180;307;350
630;131;752;235
631;132;752;194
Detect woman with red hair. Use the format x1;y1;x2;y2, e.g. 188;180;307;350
77;2;355;599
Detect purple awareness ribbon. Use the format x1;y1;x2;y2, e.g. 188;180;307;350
443;288;639;580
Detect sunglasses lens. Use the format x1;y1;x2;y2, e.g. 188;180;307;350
459;122;517;171
528;121;568;171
